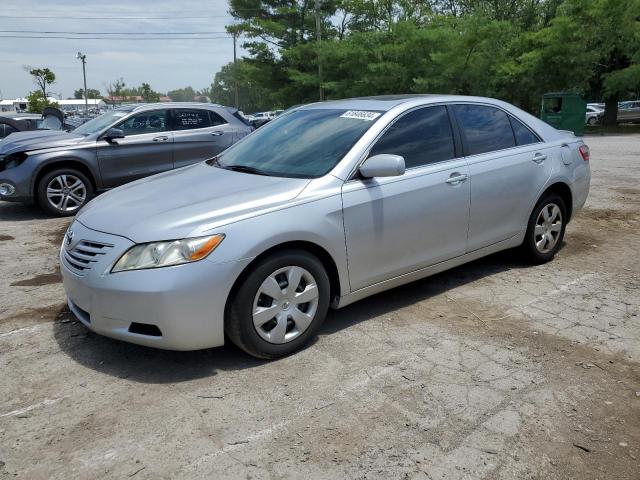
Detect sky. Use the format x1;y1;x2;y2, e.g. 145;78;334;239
0;0;244;99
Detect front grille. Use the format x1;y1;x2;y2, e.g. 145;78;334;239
63;240;113;275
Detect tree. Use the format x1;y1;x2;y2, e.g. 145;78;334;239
167;86;197;102
26;90;58;113
105;78;126;102
74;88;102;99
140;83;161;102
26;67;56;101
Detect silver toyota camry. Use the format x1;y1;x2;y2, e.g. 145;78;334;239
60;95;591;358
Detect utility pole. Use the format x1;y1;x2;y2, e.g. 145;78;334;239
315;0;323;101
76;51;88;115
233;33;239;109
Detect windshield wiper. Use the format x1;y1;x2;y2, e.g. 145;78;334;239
207;157;271;176
224;165;271;176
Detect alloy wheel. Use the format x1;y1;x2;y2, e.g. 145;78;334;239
252;265;319;344
46;174;87;212
534;203;563;254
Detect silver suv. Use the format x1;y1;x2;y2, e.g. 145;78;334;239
0;102;253;215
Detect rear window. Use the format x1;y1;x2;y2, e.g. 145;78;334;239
509;116;540;146
452;104;516;156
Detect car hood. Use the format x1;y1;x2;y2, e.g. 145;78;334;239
76;162;311;243
0;130;86;155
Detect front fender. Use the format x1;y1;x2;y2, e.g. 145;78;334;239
28;148;100;196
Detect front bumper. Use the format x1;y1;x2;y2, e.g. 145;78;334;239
60;220;251;350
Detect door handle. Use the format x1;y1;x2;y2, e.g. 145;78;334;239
532;153;547;164
445;173;468;185
210;131;225;136
152;136;168;142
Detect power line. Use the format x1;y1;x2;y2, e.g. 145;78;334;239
0;30;229;35
0;35;233;40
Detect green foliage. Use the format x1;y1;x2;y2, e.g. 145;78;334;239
74;88;102;99
26;67;56;100
215;0;640;121
167;86;197;102
140;83;161;102
26;91;58;113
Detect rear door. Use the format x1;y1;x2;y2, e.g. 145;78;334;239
97;109;173;188
451;104;553;251
171;108;235;168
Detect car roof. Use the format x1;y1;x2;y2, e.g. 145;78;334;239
299;94;526;112
130;102;227;112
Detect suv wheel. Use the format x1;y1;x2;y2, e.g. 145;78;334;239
226;250;330;359
522;193;567;264
37;168;93;217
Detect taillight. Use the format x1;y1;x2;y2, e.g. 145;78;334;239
578;144;590;162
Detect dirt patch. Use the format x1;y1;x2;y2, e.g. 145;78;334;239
10;266;61;287
560;232;601;257
577;207;639;226
48;222;71;246
0;234;14;241
1;303;67;325
10;270;61;287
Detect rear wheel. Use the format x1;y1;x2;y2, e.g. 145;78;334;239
37;168;93;216
521;193;566;264
226;250;330;359
587;116;598;125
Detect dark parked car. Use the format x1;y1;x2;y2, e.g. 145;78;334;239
0;103;253;215
0;109;78;140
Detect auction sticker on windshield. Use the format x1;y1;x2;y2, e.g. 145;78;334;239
340;110;381;121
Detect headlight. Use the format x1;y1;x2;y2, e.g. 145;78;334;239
112;234;224;272
0;152;27;172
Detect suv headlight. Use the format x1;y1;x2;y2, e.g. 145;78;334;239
112;234;224;272
0;152;28;172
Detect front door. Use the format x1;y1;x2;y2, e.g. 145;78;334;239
97;109;173;188
342;105;470;291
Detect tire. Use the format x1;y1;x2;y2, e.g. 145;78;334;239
521;193;567;264
37;168;93;217
587;116;598;125
226;249;331;359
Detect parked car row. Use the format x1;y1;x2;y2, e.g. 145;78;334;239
585;100;640;125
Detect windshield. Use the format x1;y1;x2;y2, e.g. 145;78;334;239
216;108;382;178
73;108;133;135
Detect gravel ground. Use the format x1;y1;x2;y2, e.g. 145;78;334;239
1;135;639;479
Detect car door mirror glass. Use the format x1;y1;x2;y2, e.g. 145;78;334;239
104;127;125;141
359;154;405;178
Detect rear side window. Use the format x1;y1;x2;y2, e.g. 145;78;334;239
173;109;213;130
452;104;515;155
209;111;227;126
510;116;540;146
369;105;455;168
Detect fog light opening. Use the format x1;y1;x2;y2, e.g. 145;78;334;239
0;183;15;196
128;322;162;337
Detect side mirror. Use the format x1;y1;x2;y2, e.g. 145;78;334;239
103;127;124;142
359;154;405;178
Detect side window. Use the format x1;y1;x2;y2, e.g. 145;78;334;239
509;116;540;146
209;111;227;126
452;104;516;155
369;105;455;169
119;110;167;136
173;109;214;130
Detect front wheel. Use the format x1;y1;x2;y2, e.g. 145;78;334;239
521;193;567;264
37;169;93;216
226;250;330;359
